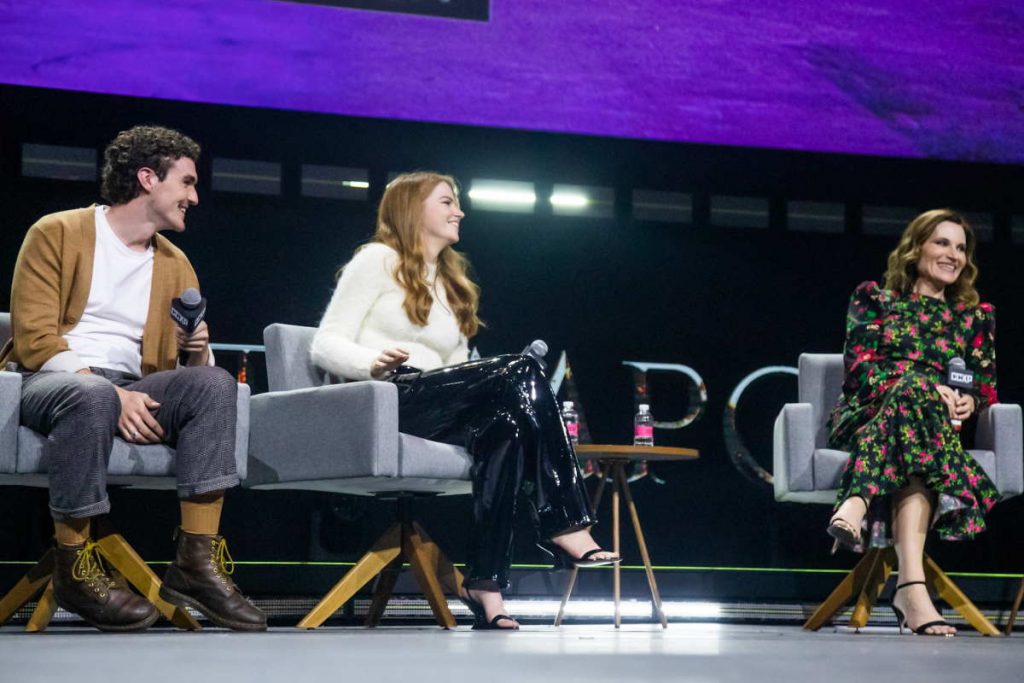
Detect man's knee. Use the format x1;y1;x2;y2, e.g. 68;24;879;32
182;366;237;405
57;374;120;423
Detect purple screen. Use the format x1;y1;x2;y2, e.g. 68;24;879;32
2;1;1022;163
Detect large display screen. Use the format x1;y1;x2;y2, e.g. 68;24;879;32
2;1;1021;163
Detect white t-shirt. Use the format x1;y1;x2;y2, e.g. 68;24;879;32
310;243;469;380
41;206;153;376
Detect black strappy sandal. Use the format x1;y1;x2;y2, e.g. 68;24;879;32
538;542;621;569
458;590;519;631
891;581;955;637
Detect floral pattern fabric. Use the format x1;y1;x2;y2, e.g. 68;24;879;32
827;281;1000;544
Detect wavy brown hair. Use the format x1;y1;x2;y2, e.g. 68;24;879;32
352;171;482;337
883;208;980;307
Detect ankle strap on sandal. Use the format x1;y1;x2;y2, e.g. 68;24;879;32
896;580;927;591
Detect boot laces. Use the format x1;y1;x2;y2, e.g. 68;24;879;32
210;537;236;588
71;542;116;594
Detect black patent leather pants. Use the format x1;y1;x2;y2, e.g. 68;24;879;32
390;354;594;590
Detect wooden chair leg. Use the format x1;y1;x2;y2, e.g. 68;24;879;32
365;556;403;628
1005;578;1024;635
803;548;885;631
410;521;465;595
0;550;54;626
298;524;403;629
93;532;201;631
404;524;456;629
923;554;1000;636
848;547;895;628
25;581;57;633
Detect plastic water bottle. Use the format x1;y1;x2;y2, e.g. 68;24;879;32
634;403;654;446
561;401;579;445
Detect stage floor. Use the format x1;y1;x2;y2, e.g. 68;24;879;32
1;623;1021;682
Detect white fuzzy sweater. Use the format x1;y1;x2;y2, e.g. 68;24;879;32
311;243;469;380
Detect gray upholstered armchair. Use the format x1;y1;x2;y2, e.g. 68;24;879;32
244;323;472;629
0;311;250;632
774;352;1023;635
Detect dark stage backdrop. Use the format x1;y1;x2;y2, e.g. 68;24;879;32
1;86;1022;600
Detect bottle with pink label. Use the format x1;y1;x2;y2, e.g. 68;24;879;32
633;403;654;446
561;401;579;445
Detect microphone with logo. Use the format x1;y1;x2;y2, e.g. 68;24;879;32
946;357;974;432
521;339;548;371
170;288;207;366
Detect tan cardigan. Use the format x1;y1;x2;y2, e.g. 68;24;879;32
1;207;200;375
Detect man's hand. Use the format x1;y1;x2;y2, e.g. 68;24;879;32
370;347;410;379
176;320;210;366
114;385;164;443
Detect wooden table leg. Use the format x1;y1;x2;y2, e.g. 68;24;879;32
612;463;621;629
1005;578;1024;635
554;567;579;627
616;466;667;628
555;462;612;627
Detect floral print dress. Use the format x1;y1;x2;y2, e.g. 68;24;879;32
827;281;999;545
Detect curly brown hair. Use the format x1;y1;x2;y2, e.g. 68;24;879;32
883;208;980;307
101;125;200;205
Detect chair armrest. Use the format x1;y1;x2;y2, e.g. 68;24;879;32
976;403;1023;496
244;380;400;487
0;371;22;474
773;403;816;501
233;383;250;481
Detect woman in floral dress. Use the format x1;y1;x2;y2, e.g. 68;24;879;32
826;209;999;637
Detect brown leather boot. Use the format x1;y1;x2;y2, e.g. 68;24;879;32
52;540;159;632
159;528;266;631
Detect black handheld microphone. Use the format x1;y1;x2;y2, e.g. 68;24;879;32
521;339;548;371
170;288;207;365
946;357;974;431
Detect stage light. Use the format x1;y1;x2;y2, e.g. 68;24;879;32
301;164;369;200
467;179;537;213
550;183;613;217
468;188;537;205
550;193;590;208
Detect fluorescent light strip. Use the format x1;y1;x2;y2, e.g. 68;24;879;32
342;180;370;189
468;188;537;205
550;193;589;208
447;599;724;619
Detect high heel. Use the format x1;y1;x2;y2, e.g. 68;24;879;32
458;589;519;631
891;581;955;637
826;495;867;554
538;541;621;569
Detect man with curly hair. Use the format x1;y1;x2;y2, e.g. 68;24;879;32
0;125;266;632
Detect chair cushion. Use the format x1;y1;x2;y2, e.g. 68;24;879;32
18;426;177;478
398;434;472;480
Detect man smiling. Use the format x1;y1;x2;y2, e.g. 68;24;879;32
0;126;265;632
